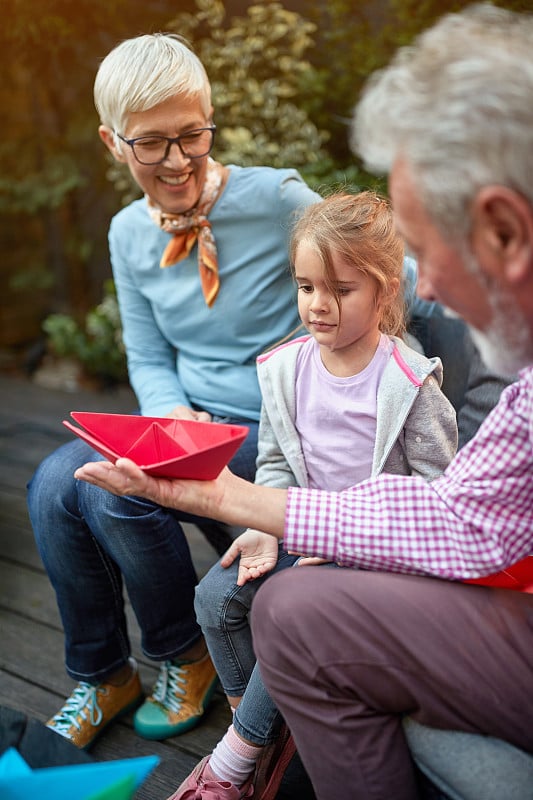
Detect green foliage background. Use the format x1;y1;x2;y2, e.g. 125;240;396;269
0;0;528;380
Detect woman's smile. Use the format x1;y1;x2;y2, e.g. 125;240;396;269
158;173;191;187
118;94;212;214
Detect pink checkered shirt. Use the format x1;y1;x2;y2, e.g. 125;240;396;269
285;366;533;580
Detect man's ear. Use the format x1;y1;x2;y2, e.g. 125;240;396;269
98;125;127;163
471;186;533;285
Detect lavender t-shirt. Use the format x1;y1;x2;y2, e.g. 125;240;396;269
294;334;393;490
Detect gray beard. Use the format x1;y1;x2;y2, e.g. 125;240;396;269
453;248;533;379
469;324;530;379
467;289;532;379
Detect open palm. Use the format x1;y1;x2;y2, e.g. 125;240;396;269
221;529;279;586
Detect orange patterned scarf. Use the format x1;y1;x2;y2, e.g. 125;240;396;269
147;159;228;307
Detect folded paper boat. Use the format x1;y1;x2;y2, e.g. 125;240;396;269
464;555;533;593
63;412;249;479
0;748;159;800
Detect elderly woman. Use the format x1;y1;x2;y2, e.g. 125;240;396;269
27;32;320;750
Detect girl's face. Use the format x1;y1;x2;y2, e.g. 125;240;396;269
100;93;213;215
294;241;383;363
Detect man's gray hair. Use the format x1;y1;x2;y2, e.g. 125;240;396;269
352;3;533;241
94;33;211;136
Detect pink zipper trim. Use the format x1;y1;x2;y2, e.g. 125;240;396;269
392;344;423;386
257;335;310;364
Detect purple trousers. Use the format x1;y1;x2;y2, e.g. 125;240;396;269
251;568;533;800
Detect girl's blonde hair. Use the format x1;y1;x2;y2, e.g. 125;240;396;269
290;191;405;336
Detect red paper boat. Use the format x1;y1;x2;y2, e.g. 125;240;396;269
464;555;533;594
63;411;249;480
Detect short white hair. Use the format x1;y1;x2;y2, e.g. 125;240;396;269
94;33;212;135
352;3;533;242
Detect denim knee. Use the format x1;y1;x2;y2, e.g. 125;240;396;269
195;559;238;630
194;558;257;694
27;439;95;553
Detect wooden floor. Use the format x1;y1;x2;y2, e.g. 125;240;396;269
0;373;231;798
0;372;453;800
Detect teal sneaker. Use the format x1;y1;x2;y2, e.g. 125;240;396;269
134;652;219;740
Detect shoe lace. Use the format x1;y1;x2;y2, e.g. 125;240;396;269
49;682;106;733
152;660;188;713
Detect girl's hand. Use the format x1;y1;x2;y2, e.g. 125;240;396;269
221;529;279;586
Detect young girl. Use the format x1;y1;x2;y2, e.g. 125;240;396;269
169;192;458;799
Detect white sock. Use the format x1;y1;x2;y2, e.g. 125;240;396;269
208;724;262;786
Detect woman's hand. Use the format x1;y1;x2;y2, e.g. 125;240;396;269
166;405;212;422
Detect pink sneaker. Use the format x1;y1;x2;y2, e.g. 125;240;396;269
254;725;296;800
166;755;254;799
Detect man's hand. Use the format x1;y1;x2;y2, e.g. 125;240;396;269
295;556;332;567
75;461;289;539
221;529;279;586
75;459;229;519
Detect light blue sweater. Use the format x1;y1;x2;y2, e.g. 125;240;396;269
108;165;320;418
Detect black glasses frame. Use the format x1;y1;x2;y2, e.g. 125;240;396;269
116;126;216;165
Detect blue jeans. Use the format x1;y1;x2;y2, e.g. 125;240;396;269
27;417;258;684
194;546;299;746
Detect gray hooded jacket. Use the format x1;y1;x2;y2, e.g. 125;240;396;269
255;335;457;489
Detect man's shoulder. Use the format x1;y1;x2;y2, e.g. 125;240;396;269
509;365;533;407
502;365;533;401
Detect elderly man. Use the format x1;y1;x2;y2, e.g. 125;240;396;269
76;4;533;799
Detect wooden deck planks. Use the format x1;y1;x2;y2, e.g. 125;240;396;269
0;373;229;798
